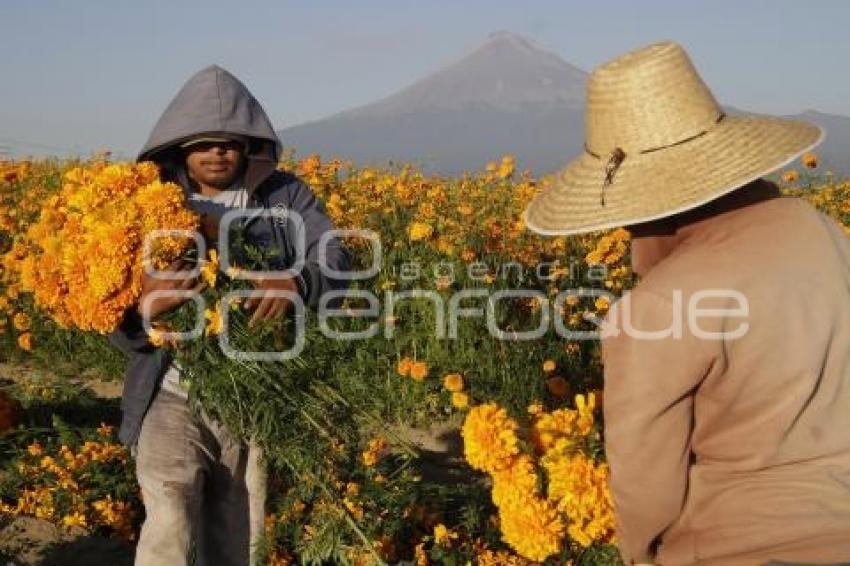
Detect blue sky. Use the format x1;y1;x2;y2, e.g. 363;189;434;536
2;0;848;158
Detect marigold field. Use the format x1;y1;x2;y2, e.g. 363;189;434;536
0;152;845;565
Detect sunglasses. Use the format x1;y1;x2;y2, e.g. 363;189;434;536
182;140;245;153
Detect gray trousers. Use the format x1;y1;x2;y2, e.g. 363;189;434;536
133;390;267;566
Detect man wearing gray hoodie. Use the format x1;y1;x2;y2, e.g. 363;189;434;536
109;66;351;565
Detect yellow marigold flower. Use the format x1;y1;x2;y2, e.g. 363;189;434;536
204;301;224;336
397;357;413;377
491;454;539;508
97;422;115;437
498;155;515;179
542;359;556;373
61;511;87;529
17;332;33;351
460;249;476;262
433;523;458;546
594;296;610;312
148;321;178;348
527;403;544;416
544;453;616;547
200;248;219;288
435;275;452;291
408;221;434;242
362;436;389;467
26;442;43;457
802;152;818;169
12;312;31;331
532;409;579;455
498;495;565;562
462;403;520;474
475;549;531;565
585;250;604;265
451;391;470;410
409;360;429;382
5;284;20;300
611;227;631;241
575;392;597;436
442;373;464;392
456;203;474;216
783;169;800;183
414;542;429;566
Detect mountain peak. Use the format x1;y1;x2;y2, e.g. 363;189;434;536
335;31;588;117
281;31;849;176
484;30;539;51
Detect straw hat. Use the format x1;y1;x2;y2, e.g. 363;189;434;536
523;41;824;236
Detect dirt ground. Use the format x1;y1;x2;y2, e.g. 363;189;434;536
0;516;134;565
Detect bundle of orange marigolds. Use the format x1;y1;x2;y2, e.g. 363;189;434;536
2;161;198;333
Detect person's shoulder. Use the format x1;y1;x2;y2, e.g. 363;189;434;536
262;169;307;191
256;170;314;204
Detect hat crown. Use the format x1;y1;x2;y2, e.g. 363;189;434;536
585;42;722;156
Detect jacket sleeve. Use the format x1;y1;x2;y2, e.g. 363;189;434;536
284;179;351;308
107;308;154;356
600;288;716;564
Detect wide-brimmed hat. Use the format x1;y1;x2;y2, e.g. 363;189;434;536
523;41;824;236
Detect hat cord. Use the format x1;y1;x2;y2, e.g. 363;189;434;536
585;113;726;206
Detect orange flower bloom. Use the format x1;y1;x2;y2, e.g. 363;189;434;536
410;361;429;382
802;152;818;169
17;332;33;351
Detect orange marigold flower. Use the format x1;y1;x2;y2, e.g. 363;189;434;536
17;332;33;351
61;511;87;529
802;152;818;169
462;403;520;474
362;436;389;467
12;312;31;332
204;302;224;336
433;523;458;546
408;221;434;242
451;391;470;410
409;361;429;382
442;373;464;392
397;357;413;377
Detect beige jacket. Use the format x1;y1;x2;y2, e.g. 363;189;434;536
602;182;850;565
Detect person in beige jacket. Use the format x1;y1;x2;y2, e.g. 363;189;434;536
524;41;850;565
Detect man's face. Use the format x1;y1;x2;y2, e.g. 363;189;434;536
184;140;246;189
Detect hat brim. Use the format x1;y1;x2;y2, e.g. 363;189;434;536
179;135;247;149
523;115;824;236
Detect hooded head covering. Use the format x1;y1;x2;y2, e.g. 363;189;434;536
138;65;282;195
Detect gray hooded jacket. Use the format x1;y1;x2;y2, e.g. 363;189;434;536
109;65;351;447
